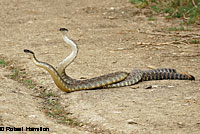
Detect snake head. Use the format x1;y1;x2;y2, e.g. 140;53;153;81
24;49;34;55
60;28;68;32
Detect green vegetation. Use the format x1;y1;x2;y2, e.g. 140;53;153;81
130;0;200;24
42;92;55;97
168;25;191;31
130;0;148;8
9;68;36;88
0;58;78;126
148;17;154;21
190;39;200;44
24;79;36;89
43;93;75;125
10;68;20;78
0;59;8;66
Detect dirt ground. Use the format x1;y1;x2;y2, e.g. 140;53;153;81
0;0;200;134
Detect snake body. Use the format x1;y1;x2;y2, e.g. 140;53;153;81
24;49;128;92
24;28;195;92
105;68;194;88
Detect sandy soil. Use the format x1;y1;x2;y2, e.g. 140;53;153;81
0;0;200;134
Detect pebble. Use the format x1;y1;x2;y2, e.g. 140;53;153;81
127;119;138;125
28;115;37;118
144;85;152;89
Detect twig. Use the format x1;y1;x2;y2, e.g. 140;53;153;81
182;13;189;20
192;0;198;8
158;36;200;46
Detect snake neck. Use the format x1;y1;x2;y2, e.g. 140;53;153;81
31;55;73;92
57;35;78;75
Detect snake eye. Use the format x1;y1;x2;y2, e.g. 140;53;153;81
60;28;68;31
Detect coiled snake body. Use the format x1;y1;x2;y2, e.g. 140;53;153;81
24;28;195;93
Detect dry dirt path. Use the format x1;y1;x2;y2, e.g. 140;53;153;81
0;0;200;134
0;67;91;134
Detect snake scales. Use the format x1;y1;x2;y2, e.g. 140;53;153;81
24;28;195;92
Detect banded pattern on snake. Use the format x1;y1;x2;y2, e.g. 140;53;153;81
24;28;195;92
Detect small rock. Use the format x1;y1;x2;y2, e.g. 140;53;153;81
28;115;37;118
184;96;193;100
27;20;33;24
144;85;152;89
80;77;87;79
177;122;185;128
130;86;139;89
127;119;138;125
152;85;159;88
112;111;121;114
110;7;114;10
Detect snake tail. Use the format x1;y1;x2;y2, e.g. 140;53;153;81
142;72;195;81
